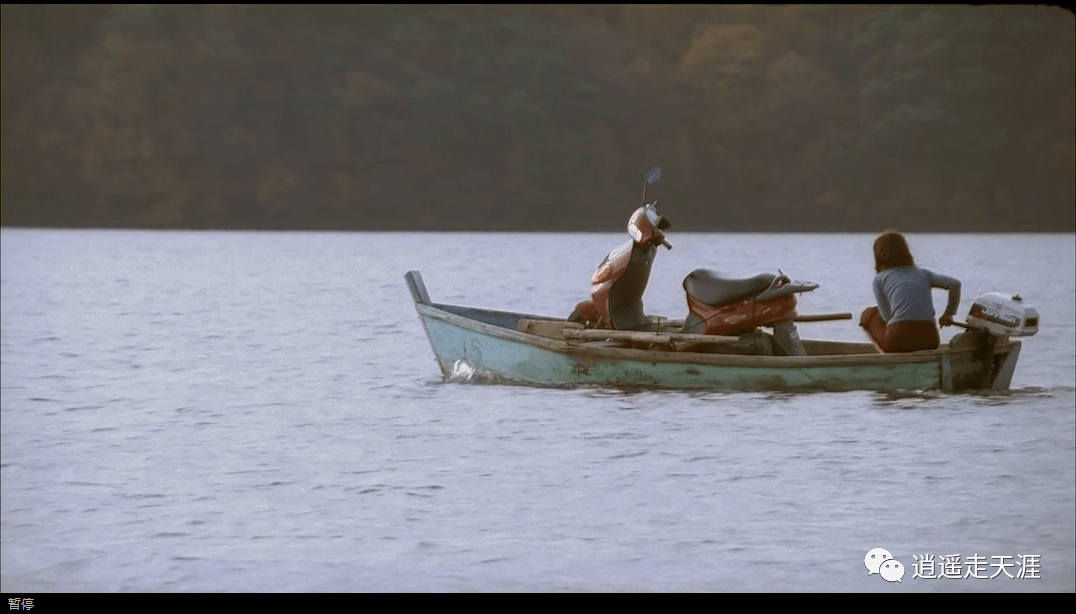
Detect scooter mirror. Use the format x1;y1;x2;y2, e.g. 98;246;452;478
645;166;661;185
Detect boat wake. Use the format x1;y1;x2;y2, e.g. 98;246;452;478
873;384;1072;406
447;359;501;385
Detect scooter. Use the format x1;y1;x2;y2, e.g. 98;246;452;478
679;268;819;355
568;166;671;331
568;166;824;355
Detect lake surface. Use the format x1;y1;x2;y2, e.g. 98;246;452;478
2;229;1073;592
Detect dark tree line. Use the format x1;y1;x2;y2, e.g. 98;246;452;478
2;4;1073;232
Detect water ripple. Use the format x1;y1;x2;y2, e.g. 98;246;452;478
2;229;1072;592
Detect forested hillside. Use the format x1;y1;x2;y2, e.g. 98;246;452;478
2;4;1073;232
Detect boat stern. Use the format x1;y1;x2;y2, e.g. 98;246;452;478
943;331;1024;392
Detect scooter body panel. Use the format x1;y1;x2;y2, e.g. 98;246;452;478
682;293;798;336
570;199;669;331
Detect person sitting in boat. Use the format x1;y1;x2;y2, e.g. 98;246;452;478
859;230;961;353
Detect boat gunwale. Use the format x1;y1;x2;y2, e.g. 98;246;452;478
415;300;1020;369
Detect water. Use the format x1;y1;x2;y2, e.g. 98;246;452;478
2;229;1073;592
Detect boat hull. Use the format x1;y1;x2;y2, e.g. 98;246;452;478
406;271;1023;393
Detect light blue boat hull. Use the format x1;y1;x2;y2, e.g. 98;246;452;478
406;271;1023;393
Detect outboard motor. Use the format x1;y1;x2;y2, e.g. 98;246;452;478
947;292;1039;389
964;292;1039;338
680;269;819;355
569;167;672;331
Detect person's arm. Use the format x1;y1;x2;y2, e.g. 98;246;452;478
873;275;892;323
928;270;961;326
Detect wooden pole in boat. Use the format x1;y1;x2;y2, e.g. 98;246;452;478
794;312;853;322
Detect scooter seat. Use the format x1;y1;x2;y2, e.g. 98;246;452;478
683;268;776;308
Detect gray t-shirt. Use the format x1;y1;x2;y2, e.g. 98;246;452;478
873;266;961;324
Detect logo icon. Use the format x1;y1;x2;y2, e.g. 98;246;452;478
865;548;892;575
879;559;905;583
865;548;904;583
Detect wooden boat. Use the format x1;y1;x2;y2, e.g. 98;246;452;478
405;271;1027;393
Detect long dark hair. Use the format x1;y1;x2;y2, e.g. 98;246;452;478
873;230;915;273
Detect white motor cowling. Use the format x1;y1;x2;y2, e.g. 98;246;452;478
965;292;1039;337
